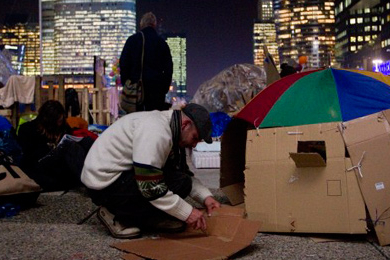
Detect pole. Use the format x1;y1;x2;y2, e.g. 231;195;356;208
39;0;43;77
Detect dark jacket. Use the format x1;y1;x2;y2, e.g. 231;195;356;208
120;26;173;111
17;120;92;191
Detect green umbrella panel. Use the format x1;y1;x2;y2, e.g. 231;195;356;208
260;69;343;128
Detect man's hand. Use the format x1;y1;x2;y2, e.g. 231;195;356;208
204;196;221;216
186;208;207;231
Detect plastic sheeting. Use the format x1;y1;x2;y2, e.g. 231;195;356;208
192;63;267;115
0;50;16;87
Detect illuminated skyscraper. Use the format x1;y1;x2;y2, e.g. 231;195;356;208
0;23;40;75
42;0;136;75
41;0;56;75
253;0;279;67
273;0;336;68
164;33;187;97
335;0;390;70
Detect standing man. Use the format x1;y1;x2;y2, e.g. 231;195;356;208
81;103;221;238
120;12;173;111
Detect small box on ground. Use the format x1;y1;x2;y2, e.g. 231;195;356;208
191;141;221;169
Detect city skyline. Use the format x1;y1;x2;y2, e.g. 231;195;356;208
1;0;258;96
3;1;389;96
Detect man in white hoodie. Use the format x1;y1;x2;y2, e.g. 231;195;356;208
81;103;220;238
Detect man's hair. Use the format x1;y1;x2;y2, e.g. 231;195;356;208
140;12;157;29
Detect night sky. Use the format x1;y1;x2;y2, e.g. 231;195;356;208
1;0;258;96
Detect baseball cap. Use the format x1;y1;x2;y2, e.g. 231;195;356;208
182;103;213;144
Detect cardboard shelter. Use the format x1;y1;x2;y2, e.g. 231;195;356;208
112;207;261;260
221;111;390;246
219;68;390;246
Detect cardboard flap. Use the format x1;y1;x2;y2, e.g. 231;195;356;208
289;153;326;167
221;182;245;205
112;207;261;260
339;111;390;147
341;111;390;246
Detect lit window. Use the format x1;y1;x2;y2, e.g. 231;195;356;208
372;16;378;22
357;17;363;23
365;35;370;41
372;26;378;31
350;36;356;42
350;46;356;51
365;26;370;32
364;8;370;13
358;36;363;42
350;18;356;24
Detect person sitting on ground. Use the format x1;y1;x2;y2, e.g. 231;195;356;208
81;103;221;238
17;100;93;192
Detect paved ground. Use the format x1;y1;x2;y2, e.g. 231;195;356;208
1;160;389;260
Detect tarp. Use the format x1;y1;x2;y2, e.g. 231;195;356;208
192;64;267;115
0;49;16;87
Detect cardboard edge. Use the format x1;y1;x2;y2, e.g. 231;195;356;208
221;182;245;205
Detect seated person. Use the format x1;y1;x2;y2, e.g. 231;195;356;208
17;100;93;192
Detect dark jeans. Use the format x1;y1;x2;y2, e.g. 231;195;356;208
88;168;192;226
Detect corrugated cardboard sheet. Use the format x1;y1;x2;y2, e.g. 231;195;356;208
244;122;366;234
340;110;390;246
112;207;261;260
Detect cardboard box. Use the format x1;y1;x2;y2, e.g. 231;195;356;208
340;110;390;246
244;123;366;234
112;207;261;260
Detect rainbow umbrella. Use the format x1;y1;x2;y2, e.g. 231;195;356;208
236;68;390;128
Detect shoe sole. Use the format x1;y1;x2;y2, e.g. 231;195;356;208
97;209;141;239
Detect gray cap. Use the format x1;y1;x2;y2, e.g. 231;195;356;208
182;103;213;144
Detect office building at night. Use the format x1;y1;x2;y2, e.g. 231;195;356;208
335;0;390;72
163;33;187;97
253;0;279;67
273;0;335;68
42;0;136;76
0;22;40;75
